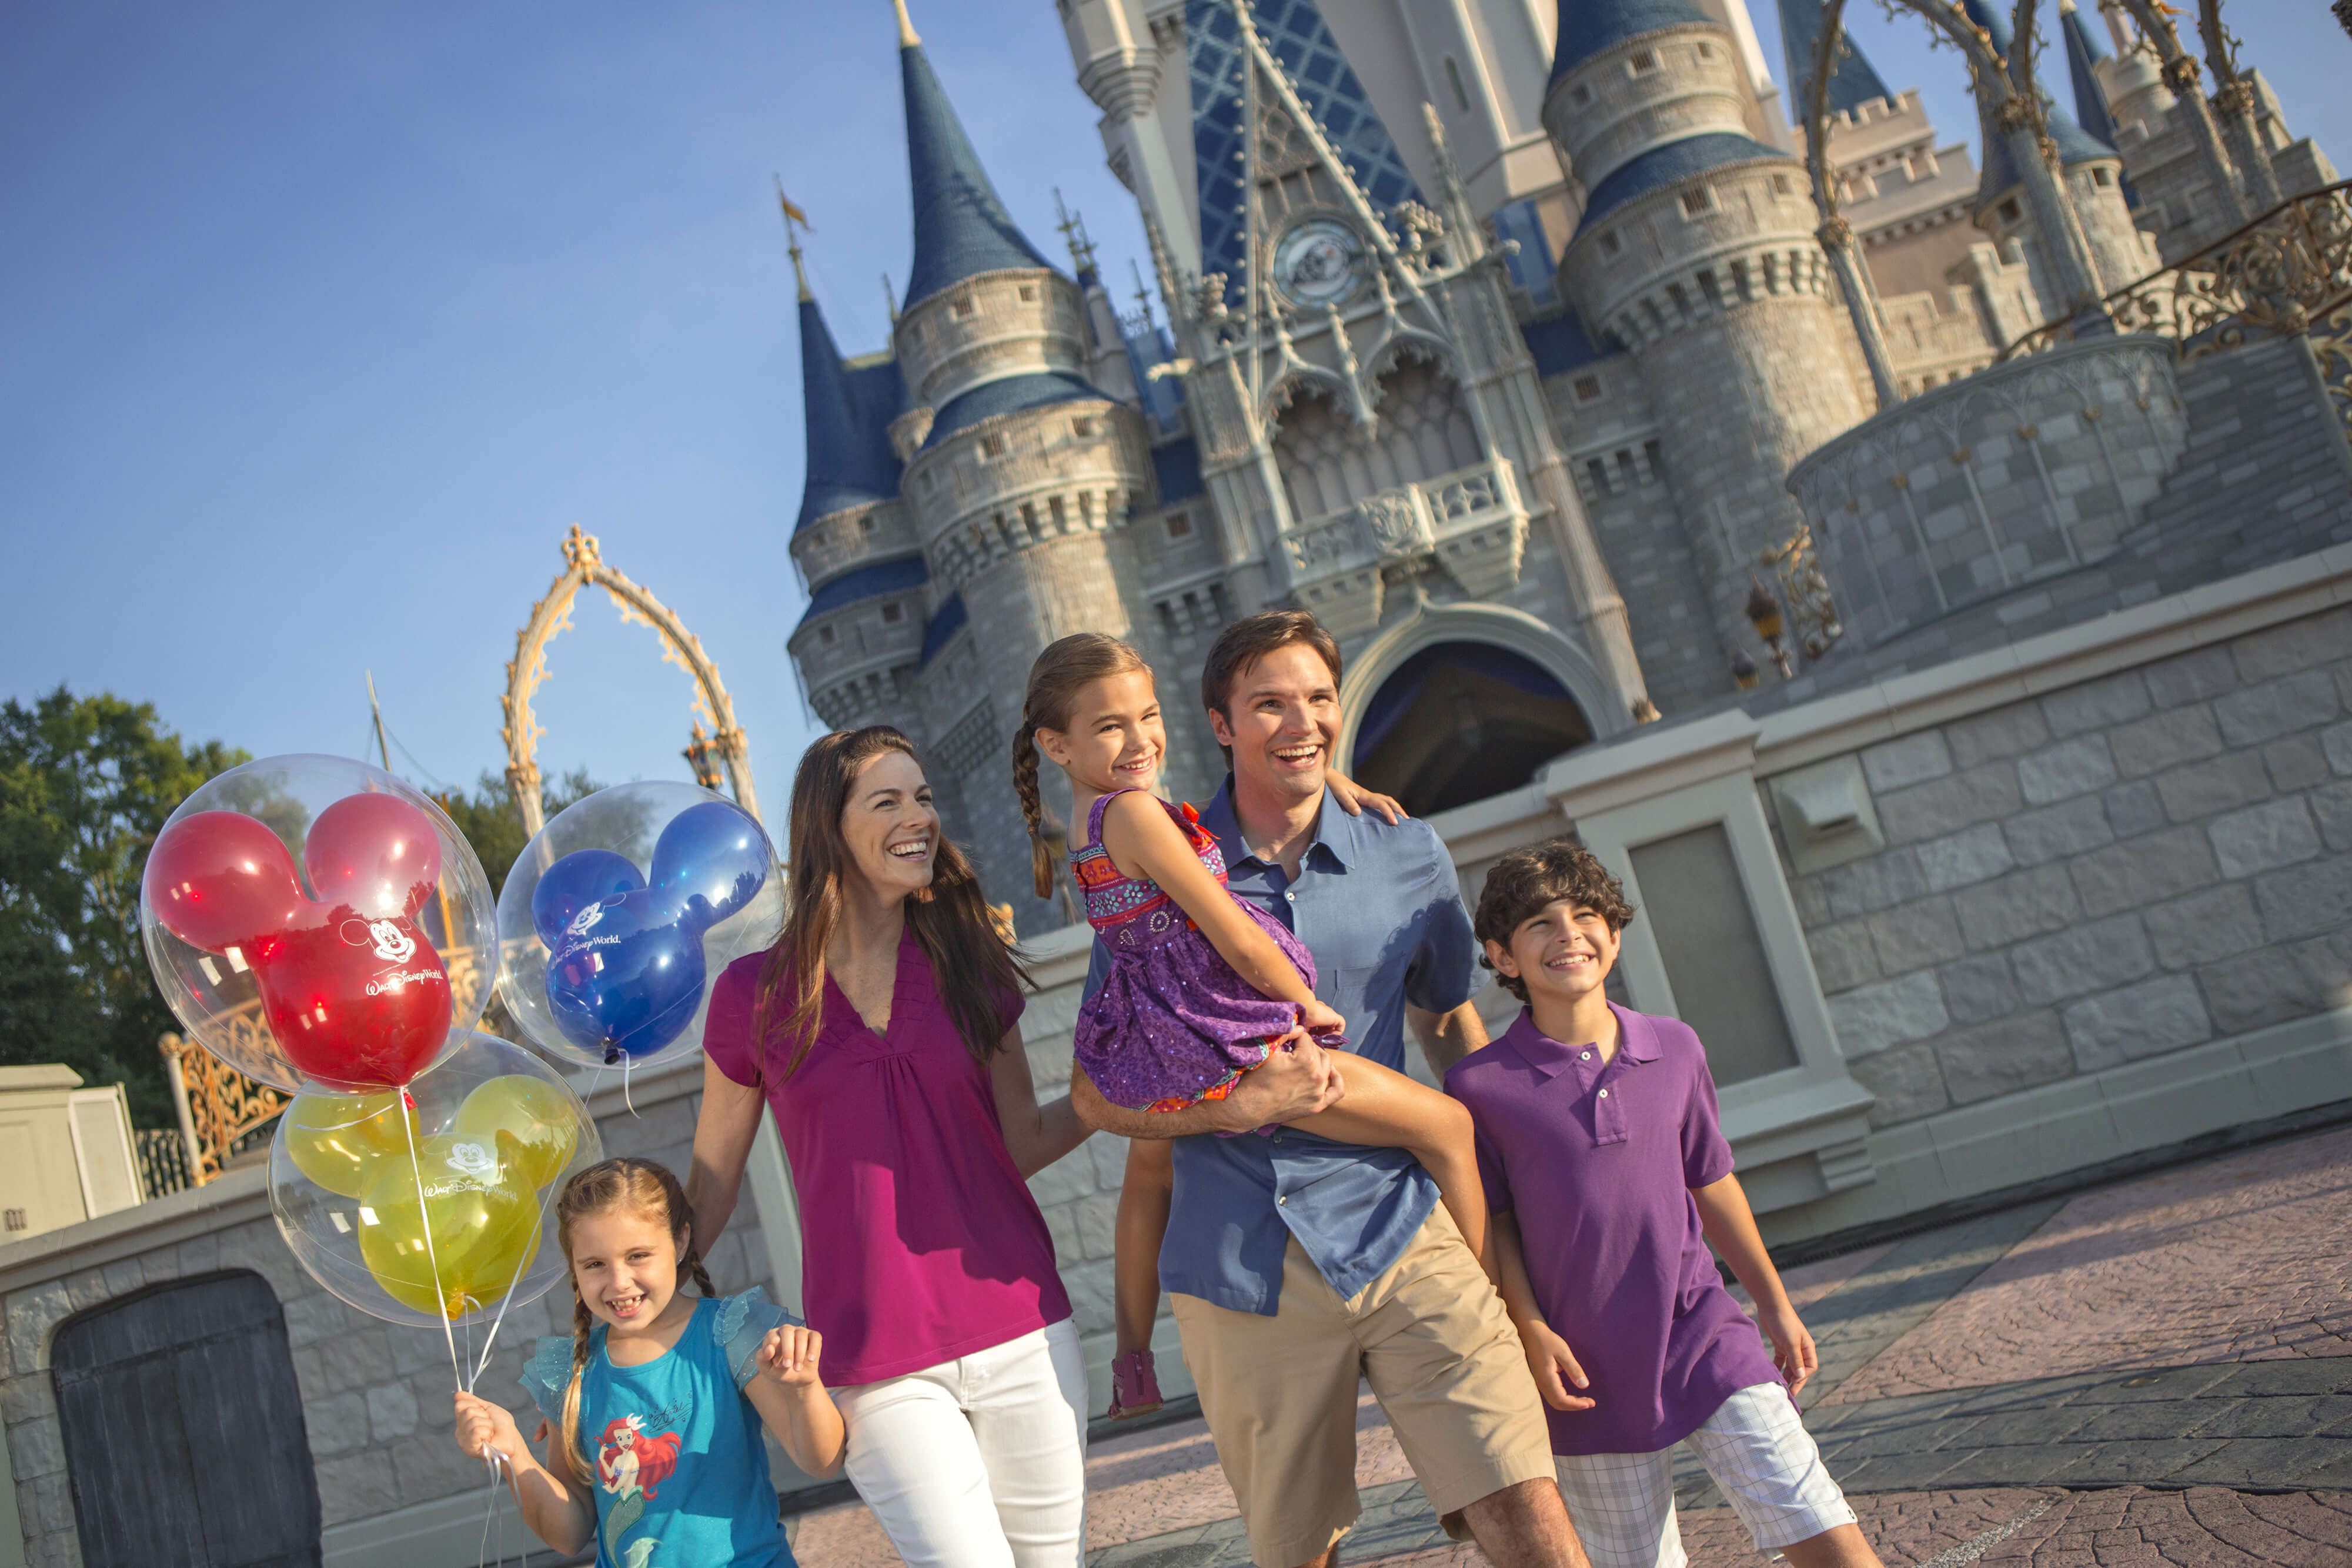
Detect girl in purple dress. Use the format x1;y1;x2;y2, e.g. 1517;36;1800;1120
1012;633;1490;1420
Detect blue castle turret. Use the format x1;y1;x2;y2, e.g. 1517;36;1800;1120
1543;0;1869;673
1960;0;2146;292
2059;0;2137;206
1774;0;1893;118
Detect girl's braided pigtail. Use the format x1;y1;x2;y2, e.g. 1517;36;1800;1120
1013;723;1056;901
558;1288;593;1477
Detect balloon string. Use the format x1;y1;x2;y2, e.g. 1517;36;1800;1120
402;1098;466;1391
477;1456;503;1568
469;1169;562;1393
623;1053;639;1118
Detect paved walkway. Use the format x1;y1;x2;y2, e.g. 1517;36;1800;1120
785;1125;2352;1566
1826;1128;2352;1401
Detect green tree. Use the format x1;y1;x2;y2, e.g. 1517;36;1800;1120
429;767;602;895
0;689;246;1125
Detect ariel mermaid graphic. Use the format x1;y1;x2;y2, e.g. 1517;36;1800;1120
596;1413;682;1568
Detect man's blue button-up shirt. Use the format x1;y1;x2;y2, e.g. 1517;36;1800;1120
1080;780;1481;1315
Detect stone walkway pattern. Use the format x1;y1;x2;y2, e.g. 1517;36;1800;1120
783;1125;2352;1565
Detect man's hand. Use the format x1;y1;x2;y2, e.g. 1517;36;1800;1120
1221;1035;1344;1127
1758;1303;1819;1397
756;1325;826;1390
1517;1318;1596;1412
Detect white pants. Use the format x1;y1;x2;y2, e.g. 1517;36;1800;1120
834;1318;1090;1568
1553;1384;1857;1568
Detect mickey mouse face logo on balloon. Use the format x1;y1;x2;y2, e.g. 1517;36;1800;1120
144;794;453;1092
530;800;770;1065
359;919;417;965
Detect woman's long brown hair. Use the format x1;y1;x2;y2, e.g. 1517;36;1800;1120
753;726;1028;1081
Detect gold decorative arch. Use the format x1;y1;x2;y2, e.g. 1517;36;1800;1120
502;525;763;837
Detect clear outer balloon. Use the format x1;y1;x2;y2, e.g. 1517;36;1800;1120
140;755;499;1093
269;1030;603;1328
496;782;782;1072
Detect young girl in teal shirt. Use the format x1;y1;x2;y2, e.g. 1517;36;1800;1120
453;1158;845;1568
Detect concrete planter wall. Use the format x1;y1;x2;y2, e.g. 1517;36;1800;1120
1786;337;2189;646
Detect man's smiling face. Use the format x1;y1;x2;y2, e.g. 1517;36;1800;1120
1210;641;1344;809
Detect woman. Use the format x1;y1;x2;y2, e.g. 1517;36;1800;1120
689;727;1094;1568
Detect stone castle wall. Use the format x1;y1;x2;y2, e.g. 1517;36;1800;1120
1793;607;2352;1149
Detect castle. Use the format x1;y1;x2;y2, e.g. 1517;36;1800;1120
767;0;2351;1403
784;0;2335;927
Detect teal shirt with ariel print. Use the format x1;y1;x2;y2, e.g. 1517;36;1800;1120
524;1290;797;1568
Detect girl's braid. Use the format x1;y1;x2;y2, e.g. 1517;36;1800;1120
682;1246;717;1299
557;1286;594;1475
1012;723;1055;900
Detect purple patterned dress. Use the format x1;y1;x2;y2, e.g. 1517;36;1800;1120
1070;788;1321;1112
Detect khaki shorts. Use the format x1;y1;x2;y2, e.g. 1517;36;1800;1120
1171;1204;1556;1568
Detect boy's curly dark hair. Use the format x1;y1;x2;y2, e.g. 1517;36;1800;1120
1472;837;1636;1002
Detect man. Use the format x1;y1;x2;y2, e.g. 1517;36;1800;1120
1071;610;1592;1568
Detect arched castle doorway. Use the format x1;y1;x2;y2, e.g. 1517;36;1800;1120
1340;604;1612;818
1352;644;1593;816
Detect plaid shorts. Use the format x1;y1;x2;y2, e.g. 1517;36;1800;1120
1553;1383;1856;1567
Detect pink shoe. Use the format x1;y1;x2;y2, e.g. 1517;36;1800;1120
1107;1349;1164;1420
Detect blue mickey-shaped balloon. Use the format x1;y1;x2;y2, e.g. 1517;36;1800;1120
530;849;641;945
651;801;770;930
542;885;708;1065
533;800;771;1065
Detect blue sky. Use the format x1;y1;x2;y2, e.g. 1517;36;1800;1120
4;2;2345;824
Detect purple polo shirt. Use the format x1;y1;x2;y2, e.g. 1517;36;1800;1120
1445;1004;1783;1456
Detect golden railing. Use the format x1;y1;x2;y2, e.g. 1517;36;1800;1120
158;1032;290;1188
2000;180;2352;444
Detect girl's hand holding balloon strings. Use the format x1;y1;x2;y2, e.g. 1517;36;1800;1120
454;1390;531;1469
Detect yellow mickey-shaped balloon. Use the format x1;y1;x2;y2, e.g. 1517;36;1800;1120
282;1090;415;1198
356;1132;541;1320
452;1075;579;1190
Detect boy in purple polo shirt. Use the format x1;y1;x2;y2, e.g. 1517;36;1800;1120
1445;839;1883;1568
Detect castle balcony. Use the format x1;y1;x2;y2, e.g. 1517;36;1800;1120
894;270;1092;414
1563;159;1831;350
911;399;1154;596
1278;457;1529;637
1785;337;2188;647
786;557;930;731
1543;23;1752;197
790;498;920;596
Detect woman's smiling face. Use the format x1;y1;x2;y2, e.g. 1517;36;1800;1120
838;747;939;901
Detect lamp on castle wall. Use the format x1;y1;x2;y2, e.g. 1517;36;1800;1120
1746;579;1793;679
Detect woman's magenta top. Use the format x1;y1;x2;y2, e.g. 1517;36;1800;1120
703;929;1071;1386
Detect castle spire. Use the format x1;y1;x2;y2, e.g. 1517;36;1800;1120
1775;0;1893;118
2057;0;2121;149
795;293;904;534
898;16;1057;309
1961;0;2121;211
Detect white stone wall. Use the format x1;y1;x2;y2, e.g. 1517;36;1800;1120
1785;606;2352;1142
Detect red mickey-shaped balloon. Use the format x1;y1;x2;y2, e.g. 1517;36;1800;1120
250;910;452;1091
305;793;443;921
146;801;453;1091
143;811;306;951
